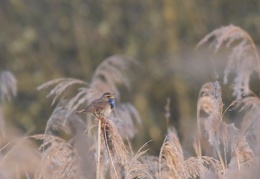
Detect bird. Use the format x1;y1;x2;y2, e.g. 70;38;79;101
77;92;115;118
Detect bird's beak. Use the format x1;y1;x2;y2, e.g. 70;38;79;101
110;93;116;98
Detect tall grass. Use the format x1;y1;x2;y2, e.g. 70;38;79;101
1;25;260;178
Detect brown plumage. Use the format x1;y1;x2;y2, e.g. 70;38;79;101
77;92;115;118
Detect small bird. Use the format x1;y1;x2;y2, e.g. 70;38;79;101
77;92;115;118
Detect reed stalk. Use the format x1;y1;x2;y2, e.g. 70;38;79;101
96;119;101;179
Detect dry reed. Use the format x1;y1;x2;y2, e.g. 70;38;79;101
2;25;260;179
159;129;222;179
195;25;259;178
196;24;260;99
0;71;17;102
31;134;83;179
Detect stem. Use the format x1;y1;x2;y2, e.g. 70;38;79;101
216;147;225;173
104;124;119;179
196;110;202;158
96;118;101;179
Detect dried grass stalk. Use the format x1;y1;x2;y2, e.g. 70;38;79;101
97;119;102;179
31;134;82;179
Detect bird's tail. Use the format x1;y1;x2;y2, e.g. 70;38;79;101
76;109;86;113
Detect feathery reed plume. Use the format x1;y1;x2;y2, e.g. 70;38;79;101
230;136;254;169
32;134;82;179
125;142;151;179
197;81;224;158
38;56;141;139
233;96;260;156
0;108;5;138
100;117;128;166
224;136;255;179
197;82;216;119
37;78;88;118
0;71;17;137
0;71;17;102
38;56;142;178
69;55;137;111
44;100;86;136
73;130;96;179
88;55;137;100
159;129;222;179
0;127;40;178
159;129;184;179
197;82;218;157
111;103;141;140
99;116;150;179
37;78;87;106
196;24;260;99
235;96;260;133
197;81;239;171
183;156;222;178
140;155;159;179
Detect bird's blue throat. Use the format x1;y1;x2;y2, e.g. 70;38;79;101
109;98;115;109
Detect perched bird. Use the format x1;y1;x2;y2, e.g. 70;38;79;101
77;92;115;118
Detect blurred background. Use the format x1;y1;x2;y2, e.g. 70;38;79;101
1;0;260;154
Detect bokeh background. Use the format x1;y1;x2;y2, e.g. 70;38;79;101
1;0;260;154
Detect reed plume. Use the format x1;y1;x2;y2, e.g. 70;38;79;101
32;134;82;179
197;81;240;171
196;24;260;99
223;136;255;178
0;71;17;102
0;127;40;178
98;116;150;179
124;142;151;179
159;129;222;179
140;155;159;179
37;55;141;139
100;117;128;166
0;71;17;137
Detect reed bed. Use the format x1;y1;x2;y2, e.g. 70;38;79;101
1;25;260;178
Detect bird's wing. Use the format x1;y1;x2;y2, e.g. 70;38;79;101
84;99;108;112
93;100;109;110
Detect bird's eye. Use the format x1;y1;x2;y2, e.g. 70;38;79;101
200;91;208;97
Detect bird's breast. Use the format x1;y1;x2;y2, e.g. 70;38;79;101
109;99;115;109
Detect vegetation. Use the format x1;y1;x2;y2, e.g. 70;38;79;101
1;23;260;178
1;1;260;178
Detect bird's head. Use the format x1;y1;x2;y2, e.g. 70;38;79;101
101;92;115;101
